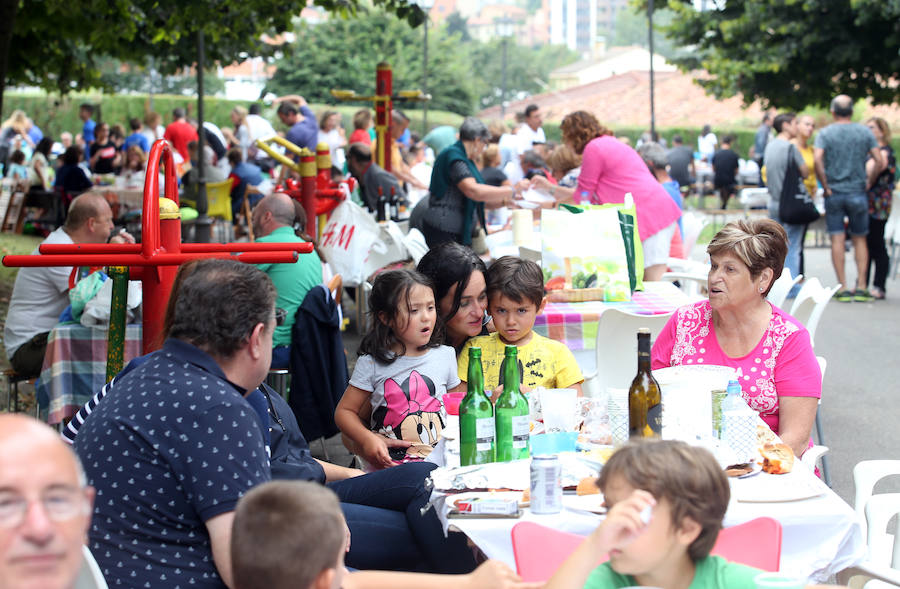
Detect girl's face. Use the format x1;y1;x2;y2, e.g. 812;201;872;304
797;116;815;140
390;283;436;355
439;270;487;345
326;114;340;131
230;111;240;126
867;120;883;142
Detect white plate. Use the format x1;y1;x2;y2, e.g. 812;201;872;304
732;470;826;503
562;493;606;514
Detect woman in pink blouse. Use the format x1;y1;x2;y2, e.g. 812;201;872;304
561;111;682;281
651;219;821;457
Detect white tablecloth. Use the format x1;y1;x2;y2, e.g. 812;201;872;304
434;461;863;582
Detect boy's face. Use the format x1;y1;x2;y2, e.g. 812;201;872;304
602;475;695;581
488;293;543;346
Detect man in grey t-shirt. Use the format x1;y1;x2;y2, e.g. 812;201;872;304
814;94;884;301
764;113;809;284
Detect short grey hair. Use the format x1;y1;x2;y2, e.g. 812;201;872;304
459;117;490;142
638;142;668;171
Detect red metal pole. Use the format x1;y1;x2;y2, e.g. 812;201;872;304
375;62;393;172
39;243;313;255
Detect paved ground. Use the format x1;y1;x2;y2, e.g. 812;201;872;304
318;239;900;510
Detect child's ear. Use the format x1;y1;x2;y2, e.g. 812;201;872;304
538;296;547;314
675;515;702;547
312;567;336;589
377;311;389;326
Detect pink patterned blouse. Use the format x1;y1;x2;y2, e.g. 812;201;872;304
651;300;821;434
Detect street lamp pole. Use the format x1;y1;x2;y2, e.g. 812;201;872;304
495;17;514;120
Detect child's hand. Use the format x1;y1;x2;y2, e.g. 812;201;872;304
362;433;411;469
590;489;656;553
464;560;544;589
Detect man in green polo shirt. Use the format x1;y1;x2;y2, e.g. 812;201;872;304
252;192;322;368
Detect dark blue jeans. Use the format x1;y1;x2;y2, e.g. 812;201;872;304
328;461;476;574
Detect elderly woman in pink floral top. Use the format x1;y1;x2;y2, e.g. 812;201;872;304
652;219;821;457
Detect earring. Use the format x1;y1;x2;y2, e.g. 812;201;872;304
759;287;764;292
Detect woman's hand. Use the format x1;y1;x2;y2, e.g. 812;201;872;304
778;396;819;457
528;175;552;193
361;433;410;470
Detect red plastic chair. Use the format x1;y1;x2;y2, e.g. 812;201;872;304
511;521;595;582
711;517;782;572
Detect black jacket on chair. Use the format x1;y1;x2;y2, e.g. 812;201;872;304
288;285;348;443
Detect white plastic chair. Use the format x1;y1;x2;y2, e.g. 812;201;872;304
800;355;830;486
582;309;674;397
74;545;108;589
660;271;708;300
837;561;900;588
739;187;770;211
788;277;842;347
767;269;802;310
679;211;708;259
854;460;900;543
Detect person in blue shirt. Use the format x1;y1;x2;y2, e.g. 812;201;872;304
122;117;150;153
227;147;264;218
78;103;96;147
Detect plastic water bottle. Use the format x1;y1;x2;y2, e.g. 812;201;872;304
723;379;744;411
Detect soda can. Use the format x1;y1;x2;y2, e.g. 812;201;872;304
711;389;727;440
530;455;562;514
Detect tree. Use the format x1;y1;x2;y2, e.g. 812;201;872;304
654;0;900;110
266;13;479;115
1;0;426;115
468;41;579;109
444;12;471;42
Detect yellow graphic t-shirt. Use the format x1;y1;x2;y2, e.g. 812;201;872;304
458;332;583;390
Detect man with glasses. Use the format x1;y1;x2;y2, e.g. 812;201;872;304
74;259;278;588
0;414;94;589
251;192;323;369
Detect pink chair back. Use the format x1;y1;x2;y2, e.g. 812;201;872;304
710;517;782;572
511;521;595;582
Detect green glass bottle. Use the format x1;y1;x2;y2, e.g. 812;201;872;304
495;345;530;462
459;347;495;466
629;328;662;439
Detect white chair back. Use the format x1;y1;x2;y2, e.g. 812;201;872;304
74;545;108;589
659;271;708;300
866;494;900;568
854;460;900;542
584;309;674;396
788;278;841;347
680;211;708;259
767;269;802;310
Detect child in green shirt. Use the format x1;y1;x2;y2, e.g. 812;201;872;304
545;440;763;589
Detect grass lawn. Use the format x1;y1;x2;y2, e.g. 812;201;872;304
0;233;43;373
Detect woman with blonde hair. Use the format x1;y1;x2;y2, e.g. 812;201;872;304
864;116;896;299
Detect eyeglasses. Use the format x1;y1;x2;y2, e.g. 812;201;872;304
0;490;88;529
275;308;287;326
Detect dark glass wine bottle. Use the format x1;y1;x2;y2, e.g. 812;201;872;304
495;345;530;461
628;328;662;438
459;347;495;465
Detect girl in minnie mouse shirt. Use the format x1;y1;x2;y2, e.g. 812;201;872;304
335;269;461;470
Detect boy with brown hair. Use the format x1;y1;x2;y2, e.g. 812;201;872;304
231;480;541;589
545;440;761;589
458;256;583;397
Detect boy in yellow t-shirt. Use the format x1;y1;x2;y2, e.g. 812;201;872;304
458;256;583;398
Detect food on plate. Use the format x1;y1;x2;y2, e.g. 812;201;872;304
576;477;601;496
725;463;754;477
757;424;779;446
759;443;794;474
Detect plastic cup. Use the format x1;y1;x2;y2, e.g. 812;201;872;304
443;392;466;416
753;572;805;589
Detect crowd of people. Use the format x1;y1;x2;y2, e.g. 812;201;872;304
0;91;888;589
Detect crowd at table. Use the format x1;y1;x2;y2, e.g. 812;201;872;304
1;95;871;589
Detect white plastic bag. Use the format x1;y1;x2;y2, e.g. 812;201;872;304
81;279;143;327
319;200;381;287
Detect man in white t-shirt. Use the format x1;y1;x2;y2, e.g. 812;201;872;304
505;105;546;184
4;193;133;376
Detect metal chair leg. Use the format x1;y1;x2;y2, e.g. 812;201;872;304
319;438;330;462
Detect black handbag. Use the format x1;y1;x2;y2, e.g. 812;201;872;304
779;149;820;225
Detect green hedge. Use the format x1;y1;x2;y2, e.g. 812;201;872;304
1;92;465;141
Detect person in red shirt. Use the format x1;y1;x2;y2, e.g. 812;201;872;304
163;107;198;160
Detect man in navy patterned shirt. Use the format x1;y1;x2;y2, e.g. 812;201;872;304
74;259;278;588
